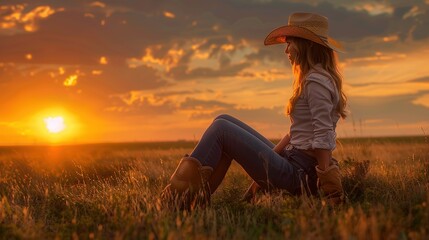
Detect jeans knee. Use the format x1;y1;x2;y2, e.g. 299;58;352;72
211;118;232;132
214;114;233;122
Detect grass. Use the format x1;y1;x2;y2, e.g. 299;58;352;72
0;136;428;239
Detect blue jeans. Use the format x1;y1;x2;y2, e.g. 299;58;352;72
190;114;318;195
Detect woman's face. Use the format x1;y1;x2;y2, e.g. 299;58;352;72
285;39;298;65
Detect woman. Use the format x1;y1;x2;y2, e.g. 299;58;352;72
162;12;347;209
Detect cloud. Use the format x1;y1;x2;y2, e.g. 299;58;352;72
346;74;429;98
348;92;429;123
84;65;169;93
154;90;201;98
106;96;177;116
2;0;427;75
408;76;429;83
0;63;170;124
412;94;429;108
172;61;252;80
344;52;407;67
1;0;429;143
180;97;235;110
0;4;60;35
190;104;287;125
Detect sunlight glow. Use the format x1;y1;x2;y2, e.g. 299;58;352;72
29;107;82;144
44;116;65;133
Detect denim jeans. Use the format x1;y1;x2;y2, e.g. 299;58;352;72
190;114;318;196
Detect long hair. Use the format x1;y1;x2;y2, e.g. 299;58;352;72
286;37;347;119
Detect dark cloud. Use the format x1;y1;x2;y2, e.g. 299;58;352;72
0;9;159;65
0;0;407;64
349;81;400;87
220;106;288;126
190;105;287;126
180;97;235;110
2;0;429;109
348;92;429;123
245;46;288;66
349;75;429;87
172;61;251;80
2;0;428;74
82;65;169;93
154;90;202;98
408;76;429;83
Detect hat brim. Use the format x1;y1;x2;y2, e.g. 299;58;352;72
264;25;344;52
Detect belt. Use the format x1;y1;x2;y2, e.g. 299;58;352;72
285;144;316;158
301;149;316;158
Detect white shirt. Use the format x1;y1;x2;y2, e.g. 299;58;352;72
289;66;340;151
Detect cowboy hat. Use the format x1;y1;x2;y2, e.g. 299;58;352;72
264;12;343;52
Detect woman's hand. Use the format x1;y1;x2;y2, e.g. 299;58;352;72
273;133;291;154
242;133;290;202
314;148;331;170
314;148;344;205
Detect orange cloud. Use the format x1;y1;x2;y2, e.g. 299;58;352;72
383;35;399;42
99;56;108;65
64;75;78;87
345;52;407;65
238;68;291;82
0;4;61;35
348;82;429;97
221;44;235;51
163;11;176;19
351;2;393;15
90;1;106;8
92;70;103;75
127;46;183;72
403;6;424;19
412;94;429;108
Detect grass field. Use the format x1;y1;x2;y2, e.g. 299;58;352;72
0;136;428;239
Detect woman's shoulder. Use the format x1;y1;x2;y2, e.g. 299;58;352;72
305;67;336;92
306;65;332;82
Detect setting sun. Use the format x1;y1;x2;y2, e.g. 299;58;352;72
44;116;66;133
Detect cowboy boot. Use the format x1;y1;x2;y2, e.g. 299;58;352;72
316;164;344;206
207;154;232;194
241;181;260;203
161;156;213;209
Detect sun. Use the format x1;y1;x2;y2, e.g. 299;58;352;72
44;116;66;133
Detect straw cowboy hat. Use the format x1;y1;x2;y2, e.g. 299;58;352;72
264;12;343;52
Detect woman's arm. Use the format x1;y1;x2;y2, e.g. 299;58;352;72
273;133;291;154
305;78;344;204
314;148;331;170
242;133;290;202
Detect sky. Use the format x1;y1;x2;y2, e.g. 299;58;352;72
1;0;429;145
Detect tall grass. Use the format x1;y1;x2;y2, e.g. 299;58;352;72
0;138;428;239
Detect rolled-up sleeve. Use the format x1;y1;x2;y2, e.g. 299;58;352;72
305;81;336;150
